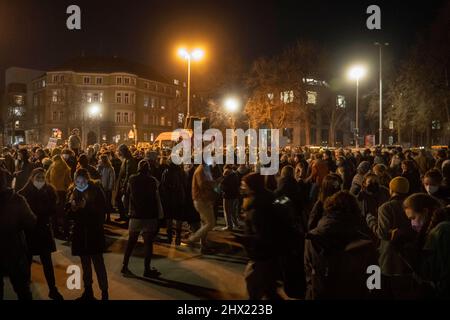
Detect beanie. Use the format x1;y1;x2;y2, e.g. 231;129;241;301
389;176;410;195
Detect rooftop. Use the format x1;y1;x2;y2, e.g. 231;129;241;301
50;56;170;84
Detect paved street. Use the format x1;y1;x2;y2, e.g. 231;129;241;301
3;216;248;300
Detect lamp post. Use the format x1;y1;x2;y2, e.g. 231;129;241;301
224;96;240;130
348;65;366;148
82;103;101;150
178;47;204;128
374;42;389;146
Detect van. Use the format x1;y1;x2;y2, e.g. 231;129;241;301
152;130;193;150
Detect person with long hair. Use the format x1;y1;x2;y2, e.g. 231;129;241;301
308;174;343;231
401;193;449;298
19;168;63;300
67;168;108;300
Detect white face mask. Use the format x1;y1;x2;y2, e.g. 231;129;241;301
33;181;45;190
425;185;439;195
62;154;69;160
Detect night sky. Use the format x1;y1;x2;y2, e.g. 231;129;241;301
0;0;447;90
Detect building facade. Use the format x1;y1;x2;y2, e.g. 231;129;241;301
26;56;184;146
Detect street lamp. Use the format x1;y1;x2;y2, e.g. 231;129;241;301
374;42;389;146
178;47;204;128
82;103;102;149
224;97;240;130
348;65;366;148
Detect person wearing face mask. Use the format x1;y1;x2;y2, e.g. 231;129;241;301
366;176;413;299
66;168;108;300
401;194;449;298
18;168;63;300
357;174;390;220
422;169;450;205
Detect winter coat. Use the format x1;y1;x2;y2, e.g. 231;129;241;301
304;211;377;299
0;189;36;269
184;165;200;223
98;165;115;191
160;164;186;220
14;161;35;191
46;158;72;192
68;134;81;150
220;170;241;199
117;157;137;191
357;186;390;218
309;159;329;185
401;170;422;194
366;195;412;275
275;176;301;210
19;183;57;254
192;164;217;203
66;182;106;256
125;171;161;220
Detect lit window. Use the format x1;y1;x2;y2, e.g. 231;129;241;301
161;98;166;109
176;90;181;98
150;133;154;142
306;91;317;104
144;133;148;141
144;95;149;107
432;120;441;130
160;116;165;126
42;80;46;87
116;92;122;103
178;113;184;124
281;90;294;104
268;93;274;101
389;121;394;130
174;79;179;85
336;95;346;108
14;95;24;105
52;90;58;103
151;97;156;108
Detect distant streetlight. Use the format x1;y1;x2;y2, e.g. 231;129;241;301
224;97;240;113
348;65;367;148
82;103;102;149
374;42;389;146
177;47;205;128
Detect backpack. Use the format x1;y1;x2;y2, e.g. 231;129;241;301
306;236;378;299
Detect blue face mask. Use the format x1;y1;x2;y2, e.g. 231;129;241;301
76;183;88;192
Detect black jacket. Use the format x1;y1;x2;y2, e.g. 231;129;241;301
304;211;377;299
221;171;240;199
19;183;57;254
0;189;36;269
126;171;160;220
66;182;106;256
160;164;186;219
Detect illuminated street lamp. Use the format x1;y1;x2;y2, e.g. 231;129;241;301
178;47;205;128
82;103;102;149
224;96;240;130
374;42;389;145
348;65;366;148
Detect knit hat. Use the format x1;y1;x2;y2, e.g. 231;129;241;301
389;176;410;195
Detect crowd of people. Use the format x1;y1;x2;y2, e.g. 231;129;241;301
1;128;450;300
